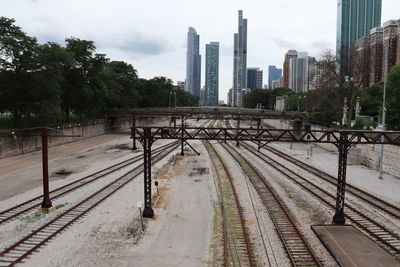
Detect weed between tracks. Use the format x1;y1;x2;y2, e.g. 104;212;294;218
209;201;224;267
21;212;45;223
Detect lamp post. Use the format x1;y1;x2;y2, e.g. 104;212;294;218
297;96;301;112
169;91;177;108
378;52;388;179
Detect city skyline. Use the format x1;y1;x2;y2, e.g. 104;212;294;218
2;0;399;102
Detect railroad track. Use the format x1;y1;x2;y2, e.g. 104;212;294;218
222;142;322;267
240;143;400;259
0;142;179;266
0;141;179;226
260;144;400;221
204;140;255;267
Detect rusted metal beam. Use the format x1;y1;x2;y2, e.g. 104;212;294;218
133;125;400;224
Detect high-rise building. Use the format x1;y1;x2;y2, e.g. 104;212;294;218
268;66;282;89
283;50;298;88
397;20;400;65
227;88;233;106
382;20;398;76
369;27;384;86
256;69;263;89
354;37;371;88
336;0;382;75
247;68;263;90
232;10;247;106
205;42;219;106
289;52;309;93
185;27;201;98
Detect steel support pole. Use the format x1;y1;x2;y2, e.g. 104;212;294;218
142;128;154;218
41;127;52;209
181;116;184;156
257;119;261;151
236;118;240;147
132;115;137;150
332;133;348;225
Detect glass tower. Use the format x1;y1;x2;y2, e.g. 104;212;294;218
336;0;382;75
232;10;247;106
186;27;201;97
268;65;282;89
205;42;219;106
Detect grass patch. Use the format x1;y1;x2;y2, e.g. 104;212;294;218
21;212;45;223
55;202;68;209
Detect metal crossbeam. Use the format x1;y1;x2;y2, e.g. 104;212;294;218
133;125;400;224
133;127;400;146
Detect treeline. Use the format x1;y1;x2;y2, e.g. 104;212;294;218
0;17;197;127
244;66;400;130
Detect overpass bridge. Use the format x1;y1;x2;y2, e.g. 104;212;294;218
106;107;308;121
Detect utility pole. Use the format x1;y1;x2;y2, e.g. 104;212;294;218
378;53;388;179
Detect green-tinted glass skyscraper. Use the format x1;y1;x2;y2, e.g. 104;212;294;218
205;42;219;106
336;0;382;75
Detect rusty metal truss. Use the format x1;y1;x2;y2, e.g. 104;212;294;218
132;125;400;224
133;126;400;146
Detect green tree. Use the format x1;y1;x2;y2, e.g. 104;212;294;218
243;89;270;108
61;38;108;120
104;61;139;109
386;65;400;130
360;82;383;119
0;17;39;122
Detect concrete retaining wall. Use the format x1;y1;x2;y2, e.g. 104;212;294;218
0;116;165;159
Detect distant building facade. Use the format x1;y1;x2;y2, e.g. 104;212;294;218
353;19;400;88
205;42;219;106
246;68;263;90
336;0;382;76
177;81;185;89
289;52;309;93
382;20;398;75
256;69;263;89
271;77;283;89
283;50;298;88
369;27;384;86
232;10;247;106
227;88;233;106
354;37;371;88
186;27;201;98
268;65;282;89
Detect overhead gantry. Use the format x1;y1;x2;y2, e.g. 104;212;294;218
132;123;400;225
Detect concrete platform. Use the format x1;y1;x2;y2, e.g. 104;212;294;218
312;225;400;267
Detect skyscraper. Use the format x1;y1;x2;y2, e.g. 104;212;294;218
186;27;201;98
289;52;310;93
205;42;219;106
336;0;382;75
268;66;282;89
283;50;298;88
232;10;247;106
246;68;263;90
256;69;263;89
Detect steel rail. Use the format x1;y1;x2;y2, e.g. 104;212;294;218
0;143;179;266
241;143;400;259
262;144;400;220
204;140;256;267
222;142;322;267
0;141;179;226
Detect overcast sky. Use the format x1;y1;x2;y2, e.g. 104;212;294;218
2;0;399;102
